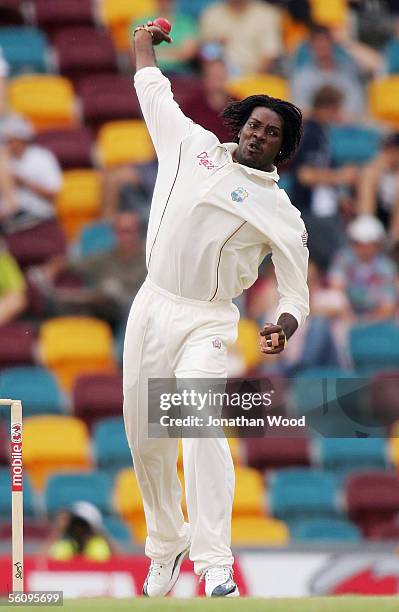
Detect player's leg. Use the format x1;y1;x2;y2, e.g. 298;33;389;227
123;285;190;595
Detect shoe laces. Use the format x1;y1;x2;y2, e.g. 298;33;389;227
148;561;164;578
203;566;232;583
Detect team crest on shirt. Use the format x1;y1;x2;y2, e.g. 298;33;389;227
231;187;248;203
212;338;222;349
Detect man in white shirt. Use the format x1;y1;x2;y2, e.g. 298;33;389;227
124;20;309;598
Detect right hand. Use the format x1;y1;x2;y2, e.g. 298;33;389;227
146;21;172;46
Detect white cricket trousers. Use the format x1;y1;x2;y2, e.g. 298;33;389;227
123;277;239;575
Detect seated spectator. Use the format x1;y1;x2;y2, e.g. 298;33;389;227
200;0;283;76
357;133;399;237
0;238;27;325
131;0;198;74
0;115;63;234
102;164;153;221
328;215;397;323
290;85;359;269
290;25;365;119
30;209;147;328
180;55;234;142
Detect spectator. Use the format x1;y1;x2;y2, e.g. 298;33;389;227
357;133;399;238
200;0;283;76
0;238;27;325
328;215;397;323
30;210;147;328
0;115;63;234
131;0;198;74
290;25;365;119
180;56;234;142
290;85;359;269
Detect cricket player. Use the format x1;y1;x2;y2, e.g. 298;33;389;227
123;19;309;597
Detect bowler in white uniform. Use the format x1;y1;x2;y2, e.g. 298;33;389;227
124;21;310;598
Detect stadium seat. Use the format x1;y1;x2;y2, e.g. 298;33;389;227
370;371;399;431
102;515;132;548
281;10;309;52
73;373;123;429
388;420;399;467
169;75;203;107
0;26;50;75
56;169;101;240
0;322;36;368
53;27;117;82
8;75;76;131
345;471;399;536
76;221;116;258
0;469;36;518
245;437;310;471
0;366;64;418
96;120;155;167
78;74;141;127
385;39;399;74
4;219;67;268
33;0;95;35
232;466;265;517
39;316;116;390
35;128;94;169
93;417;131;473
231;516;290;546
309;0;348;28
350;322;399;372
328;125;382;166
227;75;289;102
176;0;218;19
234;318;263;372
267;469;340;521
114;468;146;541
369;77;399;127
368;519;399;540
24;415;92;490
45;471;112;516
290;518;361;542
314;438;389;473
99;0;156;51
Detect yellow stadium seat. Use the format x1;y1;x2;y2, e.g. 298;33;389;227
232;516;290;546
235;318;262;372
114;467;146;541
56;170;101;241
233;465;265;517
309;0;348;28
39;317;116;390
282;10;309;53
97;120;155;167
227;75;289;102
99;0;156;51
8;75;76;131
23;415;91;490
389;422;399;466
369;77;399;127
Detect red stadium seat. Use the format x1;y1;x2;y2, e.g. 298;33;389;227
35;127;94;169
78;74;141;128
73;373;123;429
345;471;399;537
53;27;117;82
169;75;203;107
33;0;94;37
370;370;399;428
5;219;67;267
368;519;399;541
244;437;311;471
0;322;36;368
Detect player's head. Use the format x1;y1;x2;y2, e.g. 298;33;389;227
222;95;303;171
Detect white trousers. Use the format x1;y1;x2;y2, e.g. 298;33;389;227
123;278;239;575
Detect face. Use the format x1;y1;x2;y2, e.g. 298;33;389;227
353;241;380;262
384;145;399;169
235;107;284;171
311;33;334;64
6;137;28;157
114;212;140;249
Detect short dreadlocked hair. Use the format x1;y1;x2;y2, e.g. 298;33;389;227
221;94;303;165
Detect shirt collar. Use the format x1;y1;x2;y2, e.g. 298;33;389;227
220;142;280;183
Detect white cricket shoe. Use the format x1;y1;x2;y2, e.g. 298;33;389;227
203;566;240;597
142;544;190;597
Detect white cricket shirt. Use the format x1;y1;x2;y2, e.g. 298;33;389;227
134;67;309;327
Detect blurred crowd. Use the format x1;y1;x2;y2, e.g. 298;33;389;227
1;0;399;376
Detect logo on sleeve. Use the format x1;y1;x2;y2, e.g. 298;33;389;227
231;187;248;203
301;229;308;247
197;151;218;170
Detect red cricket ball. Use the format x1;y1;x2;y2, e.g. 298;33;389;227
153;17;172;34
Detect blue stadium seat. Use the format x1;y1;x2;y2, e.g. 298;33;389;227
76;221;116;258
45;471;113;516
93;417;131;473
268;468;341;521
0;366;65;417
289;517;361;542
314;438;389;473
102;515;132;548
329;125;382;166
0;26;50;75
350;322;399;373
176;0;218;19
385;39;399;74
0;469;36;518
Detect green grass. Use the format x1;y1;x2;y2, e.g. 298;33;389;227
7;597;397;612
